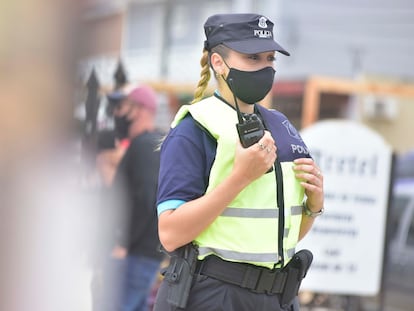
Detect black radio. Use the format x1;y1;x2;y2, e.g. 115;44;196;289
227;78;265;148
236;113;265;148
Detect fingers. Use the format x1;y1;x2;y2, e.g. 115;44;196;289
258;142;274;154
239;132;276;173
293;158;323;187
293;158;324;213
234;131;276;179
257;131;277;155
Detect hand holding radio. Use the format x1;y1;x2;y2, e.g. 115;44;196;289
227;77;275;174
233;131;276;183
236;113;276;174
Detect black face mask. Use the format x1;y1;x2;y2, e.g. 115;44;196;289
224;66;275;105
114;114;132;139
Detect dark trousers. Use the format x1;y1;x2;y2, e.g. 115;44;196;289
153;274;299;311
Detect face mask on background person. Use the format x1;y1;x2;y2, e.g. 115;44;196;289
223;66;276;105
114;114;132;139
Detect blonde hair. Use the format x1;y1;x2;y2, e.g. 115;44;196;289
191;49;211;104
191;45;230;104
157;45;230;150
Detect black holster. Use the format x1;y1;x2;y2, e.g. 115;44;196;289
160;243;198;309
280;249;313;307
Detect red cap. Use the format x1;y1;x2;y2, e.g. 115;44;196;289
127;85;157;113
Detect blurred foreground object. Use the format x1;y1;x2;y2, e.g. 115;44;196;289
0;1;107;310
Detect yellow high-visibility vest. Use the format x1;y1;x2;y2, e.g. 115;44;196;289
172;96;304;268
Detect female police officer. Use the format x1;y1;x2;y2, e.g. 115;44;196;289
154;13;324;311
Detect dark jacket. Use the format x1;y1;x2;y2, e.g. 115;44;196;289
112;130;164;260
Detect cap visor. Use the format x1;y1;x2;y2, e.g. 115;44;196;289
224;39;290;56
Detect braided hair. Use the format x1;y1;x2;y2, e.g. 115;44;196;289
191;44;230;104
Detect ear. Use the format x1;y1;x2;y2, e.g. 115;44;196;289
210;52;225;75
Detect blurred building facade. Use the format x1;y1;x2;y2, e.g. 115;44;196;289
80;0;414;84
79;0;414;153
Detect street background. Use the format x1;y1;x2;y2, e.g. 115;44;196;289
1;0;413;310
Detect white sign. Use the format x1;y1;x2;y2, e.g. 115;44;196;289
298;120;393;296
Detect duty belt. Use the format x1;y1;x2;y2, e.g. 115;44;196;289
196;255;288;295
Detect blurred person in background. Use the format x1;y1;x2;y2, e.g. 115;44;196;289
91;90;144;311
109;85;166;311
154;13;324;311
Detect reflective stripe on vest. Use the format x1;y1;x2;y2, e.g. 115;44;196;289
172;96;304;268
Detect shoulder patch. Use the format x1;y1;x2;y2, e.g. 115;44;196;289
282;120;302;141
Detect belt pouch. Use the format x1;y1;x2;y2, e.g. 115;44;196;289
162;244;198;309
280;249;313;307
